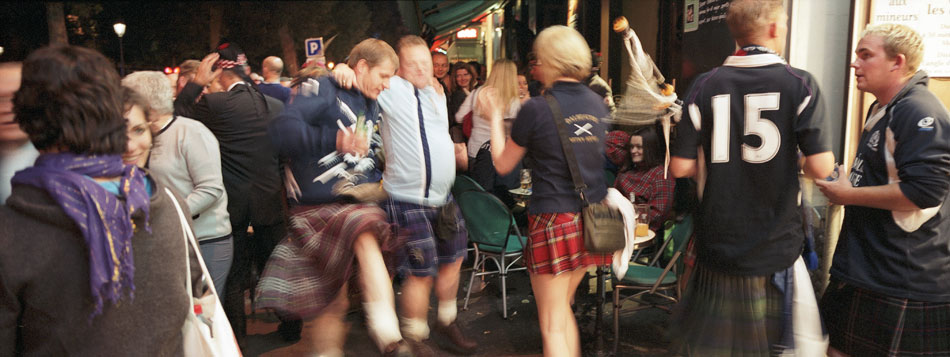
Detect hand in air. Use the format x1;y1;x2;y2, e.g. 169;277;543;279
194;53;223;87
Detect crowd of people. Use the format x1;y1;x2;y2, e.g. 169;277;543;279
0;0;948;356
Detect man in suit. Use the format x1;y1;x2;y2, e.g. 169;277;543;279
174;41;293;348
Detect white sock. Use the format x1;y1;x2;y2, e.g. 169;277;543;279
437;299;457;326
364;301;402;352
400;317;430;341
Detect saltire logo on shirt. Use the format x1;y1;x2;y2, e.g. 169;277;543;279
867;130;880;152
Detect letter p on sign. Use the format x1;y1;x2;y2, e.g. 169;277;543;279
305;38;324;58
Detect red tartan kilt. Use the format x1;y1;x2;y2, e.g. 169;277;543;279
524;212;611;275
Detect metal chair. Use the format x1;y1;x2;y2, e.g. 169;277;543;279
457;190;527;319
612;214;693;354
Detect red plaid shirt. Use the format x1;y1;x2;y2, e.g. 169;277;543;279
614;165;676;231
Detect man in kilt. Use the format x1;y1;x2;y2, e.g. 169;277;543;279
255;38;418;357
669;0;836;355
816;23;950;356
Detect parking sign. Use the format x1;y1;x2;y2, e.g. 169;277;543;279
305;37;324;58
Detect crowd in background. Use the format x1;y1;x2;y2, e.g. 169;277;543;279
1;0;948;356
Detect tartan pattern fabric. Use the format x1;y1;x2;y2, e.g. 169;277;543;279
524;212;611;275
383;197;469;277
605;130;631;168
670;262;784;356
253;203;398;320
613;165;676;231
820;280;950;356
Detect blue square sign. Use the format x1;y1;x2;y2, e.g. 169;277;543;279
305;37;324;57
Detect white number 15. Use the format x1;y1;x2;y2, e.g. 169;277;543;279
707;92;781;164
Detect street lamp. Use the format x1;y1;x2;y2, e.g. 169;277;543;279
113;22;126;76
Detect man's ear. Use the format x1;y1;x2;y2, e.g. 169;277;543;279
768;21;779;40
892;53;907;72
355;59;369;75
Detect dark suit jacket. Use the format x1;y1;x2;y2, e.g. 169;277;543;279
175;82;285;227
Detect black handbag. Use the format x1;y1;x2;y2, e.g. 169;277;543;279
544;94;626;253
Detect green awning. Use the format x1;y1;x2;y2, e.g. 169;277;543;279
398;1;505;40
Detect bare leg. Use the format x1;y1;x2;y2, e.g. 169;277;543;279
434;257;464;311
353;232;402;352
530;268;587;357
564;268;588;357
400;274;434;340
308;282;349;356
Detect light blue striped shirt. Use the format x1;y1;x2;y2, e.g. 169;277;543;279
378;76;455;207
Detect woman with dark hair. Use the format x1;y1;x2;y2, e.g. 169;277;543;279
612;125;675;231
0;45;203;355
448;62;477;137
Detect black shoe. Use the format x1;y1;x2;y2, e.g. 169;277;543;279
434;321;478;354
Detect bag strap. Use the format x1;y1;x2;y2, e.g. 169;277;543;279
543;93;589;205
165;187;219;298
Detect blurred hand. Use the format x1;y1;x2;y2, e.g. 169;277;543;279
193;53;223;87
333;63;356;89
813;165;851;205
476;86;502;121
336;127;369;157
455;142;468;171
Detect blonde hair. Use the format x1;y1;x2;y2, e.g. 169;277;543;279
726;0;784;43
534;25;592;83
397;35;428;55
484;59;519;113
862;23;924;75
346;38;399;70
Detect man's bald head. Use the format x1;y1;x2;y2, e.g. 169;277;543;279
262;56;284;82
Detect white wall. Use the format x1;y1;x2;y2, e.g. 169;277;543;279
788;0;852;159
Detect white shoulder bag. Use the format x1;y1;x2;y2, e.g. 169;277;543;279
166;188;242;356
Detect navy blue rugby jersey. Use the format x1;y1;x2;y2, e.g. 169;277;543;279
671;53;832;276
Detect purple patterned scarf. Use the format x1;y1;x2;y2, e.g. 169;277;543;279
11;152;151;318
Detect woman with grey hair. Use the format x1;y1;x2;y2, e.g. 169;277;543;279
122;70;233;294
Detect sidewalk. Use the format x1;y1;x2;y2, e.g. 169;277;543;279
244;266;673;356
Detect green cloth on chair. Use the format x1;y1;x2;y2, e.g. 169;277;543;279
477;234;524;253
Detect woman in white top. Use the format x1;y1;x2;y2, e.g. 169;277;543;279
456;59;521;160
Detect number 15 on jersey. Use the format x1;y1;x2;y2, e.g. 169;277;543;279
701;92;781;164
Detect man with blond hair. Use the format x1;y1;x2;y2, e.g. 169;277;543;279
669;0;834;354
815;23;950;357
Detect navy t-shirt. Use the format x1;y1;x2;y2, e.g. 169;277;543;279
511;81;608;214
259;82;291;104
671;53;831;276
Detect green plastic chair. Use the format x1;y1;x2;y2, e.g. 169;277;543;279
457;190;527;319
612;214;693;355
452;174;485;199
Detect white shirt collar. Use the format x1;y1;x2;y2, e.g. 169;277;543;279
227;81;248;92
722;53;786;68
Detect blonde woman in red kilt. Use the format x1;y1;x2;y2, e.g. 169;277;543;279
478;26;612;357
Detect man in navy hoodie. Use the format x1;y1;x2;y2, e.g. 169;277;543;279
816;23;950;357
256;38;419;357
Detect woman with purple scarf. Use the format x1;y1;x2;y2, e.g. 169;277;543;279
0;45;203;355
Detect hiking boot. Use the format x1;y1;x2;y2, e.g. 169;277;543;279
404;338;436;357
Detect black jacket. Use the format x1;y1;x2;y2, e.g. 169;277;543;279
175;81;285;226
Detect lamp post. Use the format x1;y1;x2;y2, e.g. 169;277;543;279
113;22;126;76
